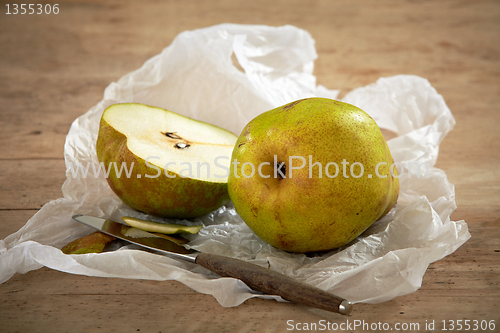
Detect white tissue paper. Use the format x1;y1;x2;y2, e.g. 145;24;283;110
0;24;470;305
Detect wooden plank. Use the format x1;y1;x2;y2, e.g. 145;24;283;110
0;210;39;240
0;159;66;210
0;79;104;159
0;207;497;328
1;267;498;333
0;1;173;160
4;293;498;333
1;0;499;331
0;206;497;329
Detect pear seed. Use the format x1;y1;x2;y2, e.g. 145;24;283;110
175;142;190;149
164;132;182;139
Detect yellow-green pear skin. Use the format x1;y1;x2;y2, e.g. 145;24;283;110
96;103;237;219
228;98;399;253
61;231;116;255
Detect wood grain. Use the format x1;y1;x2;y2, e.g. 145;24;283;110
0;159;66;209
1;0;499;332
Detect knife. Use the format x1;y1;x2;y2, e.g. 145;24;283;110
72;214;352;315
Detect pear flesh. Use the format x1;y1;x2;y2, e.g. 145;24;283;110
228;98;399;253
96;103;237;219
121;216;202;235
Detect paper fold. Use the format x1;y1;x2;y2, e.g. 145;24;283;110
1;24;469;305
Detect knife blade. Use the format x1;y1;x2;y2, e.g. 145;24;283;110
72;214;352;315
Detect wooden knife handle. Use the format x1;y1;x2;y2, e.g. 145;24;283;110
195;252;352;315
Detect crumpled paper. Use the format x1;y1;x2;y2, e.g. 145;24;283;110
0;24;470;305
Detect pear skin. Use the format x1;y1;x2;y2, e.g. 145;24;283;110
61;231;116;255
228;98;399;253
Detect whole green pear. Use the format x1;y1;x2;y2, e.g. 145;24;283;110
228;98;399;253
96;103;237;219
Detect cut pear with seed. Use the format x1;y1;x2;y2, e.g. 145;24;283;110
96;103;237;218
121;216;202;235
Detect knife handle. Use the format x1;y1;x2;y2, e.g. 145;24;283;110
195;252;352;315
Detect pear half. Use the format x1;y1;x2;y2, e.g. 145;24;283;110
96;103;237;218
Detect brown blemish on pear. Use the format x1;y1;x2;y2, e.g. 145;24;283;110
282;99;304;111
251;206;259;218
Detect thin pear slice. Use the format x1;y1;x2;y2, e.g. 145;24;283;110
121;216;202;235
150;232;189;246
61;231;116;255
119;223;189;246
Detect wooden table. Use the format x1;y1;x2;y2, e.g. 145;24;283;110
1;1;498;332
